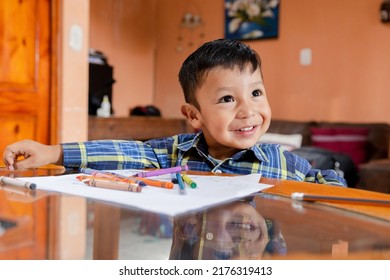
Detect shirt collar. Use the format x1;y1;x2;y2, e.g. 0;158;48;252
177;132;207;154
248;144;270;162
177;132;269;163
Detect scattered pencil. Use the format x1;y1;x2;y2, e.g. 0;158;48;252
132;165;188;178
176;172;186;195
84;178;142;193
181;174;197;189
291;192;390;207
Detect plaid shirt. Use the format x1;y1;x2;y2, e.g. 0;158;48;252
62;132;347;186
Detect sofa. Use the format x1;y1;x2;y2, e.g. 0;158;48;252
262;119;390;192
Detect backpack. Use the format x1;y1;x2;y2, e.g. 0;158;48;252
292;146;359;187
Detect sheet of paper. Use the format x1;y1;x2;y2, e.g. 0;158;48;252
19;171;272;217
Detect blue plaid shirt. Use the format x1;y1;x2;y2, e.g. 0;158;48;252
62;132;347;186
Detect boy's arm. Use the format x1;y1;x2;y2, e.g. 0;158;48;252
286;148;347;187
2;140;63;170
304;168;347;187
61;139;162;170
4;137;178;171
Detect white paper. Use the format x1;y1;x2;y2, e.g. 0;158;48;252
19;171;272;217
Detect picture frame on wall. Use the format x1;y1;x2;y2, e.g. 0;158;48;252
224;0;280;40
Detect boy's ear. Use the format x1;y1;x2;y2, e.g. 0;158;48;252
181;104;201;130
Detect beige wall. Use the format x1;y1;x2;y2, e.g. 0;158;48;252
61;0;89;142
88;0;390;124
253;0;390;123
154;0;224;120
89;0;156;117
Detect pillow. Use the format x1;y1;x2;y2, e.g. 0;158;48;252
310;127;369;167
259;133;303;151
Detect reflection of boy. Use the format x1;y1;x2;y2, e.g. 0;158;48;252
169;201;286;260
2;39;346;187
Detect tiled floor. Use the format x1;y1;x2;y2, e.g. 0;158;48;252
86;216;173;260
118;217;172;259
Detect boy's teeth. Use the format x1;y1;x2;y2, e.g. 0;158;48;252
239;126;253;131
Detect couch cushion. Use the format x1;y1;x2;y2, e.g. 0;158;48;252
315;122;390;161
268;120;314;146
310;127;369;167
259;133;303;151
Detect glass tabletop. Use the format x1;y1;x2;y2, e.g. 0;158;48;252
1;168;390;260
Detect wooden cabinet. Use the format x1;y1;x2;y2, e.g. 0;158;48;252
88;116;191;141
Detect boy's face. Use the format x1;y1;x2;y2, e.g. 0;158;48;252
194;202;268;260
182;64;271;159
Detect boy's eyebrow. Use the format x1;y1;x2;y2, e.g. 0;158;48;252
252;80;264;86
215;80;264;92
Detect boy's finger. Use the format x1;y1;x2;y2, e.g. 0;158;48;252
3;150;16;169
13;160;27;170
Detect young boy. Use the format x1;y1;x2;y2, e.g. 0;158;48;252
2;39;346;186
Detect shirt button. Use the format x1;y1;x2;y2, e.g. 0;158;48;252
214;170;222;173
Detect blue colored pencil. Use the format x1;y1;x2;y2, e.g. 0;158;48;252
176;172;186;195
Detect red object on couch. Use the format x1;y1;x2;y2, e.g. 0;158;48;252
310;127;369;168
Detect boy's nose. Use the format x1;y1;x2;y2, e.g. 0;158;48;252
236;101;255;119
212;226;235;249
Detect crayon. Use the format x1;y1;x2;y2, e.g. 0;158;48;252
0;176;37;190
84;178;142;193
292;192;390;207
181;174;197;189
134;177;174;189
176;172;186;195
132;165;188;178
79;168;146;186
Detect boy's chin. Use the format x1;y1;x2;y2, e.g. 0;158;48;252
233;143;258;151
235;139;259;149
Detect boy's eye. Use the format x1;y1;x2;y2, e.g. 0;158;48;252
252;89;263;97
217;95;235;103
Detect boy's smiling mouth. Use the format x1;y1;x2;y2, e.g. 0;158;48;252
238;126;255;132
232;126;260;139
231;125;259;134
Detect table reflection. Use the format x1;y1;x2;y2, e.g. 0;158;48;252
169;198;286;260
2;167;390;260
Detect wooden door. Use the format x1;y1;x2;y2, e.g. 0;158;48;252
0;189;50;259
0;0;54;157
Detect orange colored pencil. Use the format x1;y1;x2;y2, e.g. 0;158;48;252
76;175;141;185
133;177;174;189
76;175;173;189
84;178;142;193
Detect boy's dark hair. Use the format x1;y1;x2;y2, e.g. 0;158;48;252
178;39;263;109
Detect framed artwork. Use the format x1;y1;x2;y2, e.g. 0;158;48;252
224;0;280;40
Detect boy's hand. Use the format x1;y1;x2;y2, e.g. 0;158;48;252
2;140;63;170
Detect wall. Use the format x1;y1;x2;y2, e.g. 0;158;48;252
154;0;224;119
154;0;390;123
61;0;89;142
89;0;156;117
89;0;390;124
255;0;390;123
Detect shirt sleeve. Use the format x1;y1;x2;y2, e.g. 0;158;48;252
61;139;162;170
283;148;347;187
304;168;347;187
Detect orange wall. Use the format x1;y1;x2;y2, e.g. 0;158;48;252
154;0;225;119
255;0;390;123
89;0;156;117
61;0;89;142
90;0;390;124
